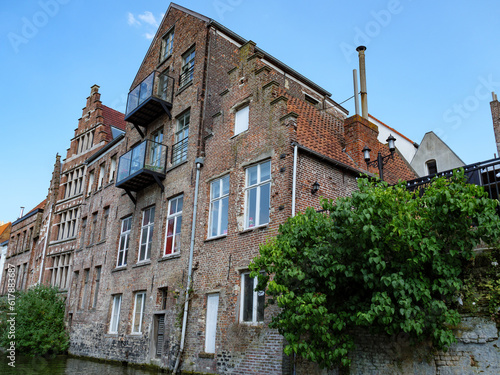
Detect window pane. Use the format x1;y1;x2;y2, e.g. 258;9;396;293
167;219;174;236
243;274;253;321
211;179;220;200
177;196;183;212
210;201;219;237
247;188;257;227
260;161;271;182
222;175;230;195
221;197;228;235
257;289;265;322
258;183;270;226
235;105;249;135
248;165;258;186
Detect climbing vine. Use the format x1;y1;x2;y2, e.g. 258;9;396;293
250;170;500;369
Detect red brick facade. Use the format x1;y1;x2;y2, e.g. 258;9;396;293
0;4;417;374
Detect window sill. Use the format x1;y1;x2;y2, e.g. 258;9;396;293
239;321;264;327
158;253;181;262
239;224;269;234
176;81;193;96
198;352;215;359
230;129;248;139
49;236;77;246
133;261;151;268
167;160;188;173
111;266;127;273
205;234;227;242
157;54;172;69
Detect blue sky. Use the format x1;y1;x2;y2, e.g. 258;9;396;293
2;0;500;222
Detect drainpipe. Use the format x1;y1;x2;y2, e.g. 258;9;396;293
291;143;298;217
38;205;52;284
173;157;204;374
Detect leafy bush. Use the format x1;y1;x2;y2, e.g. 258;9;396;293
0;284;69;355
250;171;500;368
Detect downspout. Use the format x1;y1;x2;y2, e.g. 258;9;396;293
38;205;52;284
291;143;298;217
173;157;204;374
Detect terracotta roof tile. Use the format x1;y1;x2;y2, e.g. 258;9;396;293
101;105;126;142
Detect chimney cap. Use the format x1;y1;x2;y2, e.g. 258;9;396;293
356;46;367;52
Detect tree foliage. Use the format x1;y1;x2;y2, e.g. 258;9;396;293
250;171;500;368
0;285;69;356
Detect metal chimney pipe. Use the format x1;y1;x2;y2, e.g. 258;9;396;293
356;46;368;120
353;69;360;116
19;206;25;218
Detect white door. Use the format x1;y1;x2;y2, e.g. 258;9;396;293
205;293;219;353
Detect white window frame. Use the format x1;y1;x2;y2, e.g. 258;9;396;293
109;155;117;183
234;104;249;136
240;272;265;323
57;208;79;241
172;111;189;165
87;170;95;195
109;294;122;334
98;163;105;189
208;176;229;238
161;29;174;60
132;291;146;334
244;161;271;229
180;47;195;87
117;216;132;267
138;206;155;262
164;195;183;256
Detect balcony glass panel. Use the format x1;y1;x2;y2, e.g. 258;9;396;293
116;140;167;188
125;71;174;118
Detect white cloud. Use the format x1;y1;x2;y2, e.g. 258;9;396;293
127;12;140;26
138;11;158;27
144;33;155;40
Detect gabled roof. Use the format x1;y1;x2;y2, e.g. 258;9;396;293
0;222;11;242
129;3;346;113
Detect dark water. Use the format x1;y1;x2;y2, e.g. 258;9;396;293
0;354;166;375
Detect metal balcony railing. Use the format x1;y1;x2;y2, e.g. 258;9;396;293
171;137;188;166
116;139;168;192
125;71;174;130
405;157;500;202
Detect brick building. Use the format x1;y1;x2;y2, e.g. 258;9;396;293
64;3;415;374
0;3;416;373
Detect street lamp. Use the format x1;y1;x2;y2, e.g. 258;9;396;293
362;134;396;181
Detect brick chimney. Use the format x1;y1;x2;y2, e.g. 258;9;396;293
344;114;379;168
491;92;500;156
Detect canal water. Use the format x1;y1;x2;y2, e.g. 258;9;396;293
0;354;166;375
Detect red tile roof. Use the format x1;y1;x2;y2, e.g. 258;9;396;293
27;199;46;214
285;92;417;184
102;105;126;142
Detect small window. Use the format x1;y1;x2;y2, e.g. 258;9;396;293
161;29;174;61
209;176;229;238
172;111;189;165
109;294;122;334
98;164;105;189
234;105;249;136
240;272;264;323
305;94;319;108
158;71;172;102
426;159;438;175
245;161;271;228
165;195;183;256
139;207;155;262
101;207;110;242
132;291;146;334
92;266;101;309
109;155;117;182
87;170;95;195
180;47;195;87
117;216;132;267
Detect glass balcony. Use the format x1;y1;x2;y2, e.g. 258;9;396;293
116;140;168;192
125;71;174;128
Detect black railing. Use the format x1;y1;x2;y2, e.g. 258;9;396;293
117;140;168;185
171;137;188;166
405;157;500;201
179;65;194;88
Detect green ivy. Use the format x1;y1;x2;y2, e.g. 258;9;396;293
0;285;69;356
250;170;500;369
